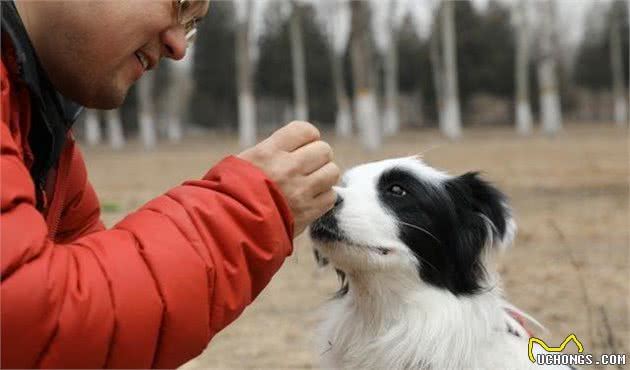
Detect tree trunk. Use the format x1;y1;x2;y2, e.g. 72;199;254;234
106;109;125;150
83;109;101;146
165;45;196;142
609;5;627;126
537;0;562;135
330;47;352;137
235;1;257;148
429;21;445;130
382;17;400;136
441;1;462;139
137;71;158;148
290;1;309;121
514;0;533;135
350;1;381;151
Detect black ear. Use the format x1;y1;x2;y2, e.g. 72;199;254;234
439;172;514;295
446;172;512;246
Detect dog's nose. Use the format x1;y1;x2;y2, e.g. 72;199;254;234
334;194;343;208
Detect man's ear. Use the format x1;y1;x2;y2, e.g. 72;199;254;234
446;172;516;250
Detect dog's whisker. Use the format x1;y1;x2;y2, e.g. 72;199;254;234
413;144;443;158
396;221;441;244
413;254;440;273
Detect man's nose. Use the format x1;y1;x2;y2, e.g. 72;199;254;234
160;26;188;60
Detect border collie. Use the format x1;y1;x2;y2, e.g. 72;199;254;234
309;156;570;370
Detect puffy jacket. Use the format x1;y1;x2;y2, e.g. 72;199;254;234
1;3;294;368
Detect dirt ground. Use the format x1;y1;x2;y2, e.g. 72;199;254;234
83;123;629;369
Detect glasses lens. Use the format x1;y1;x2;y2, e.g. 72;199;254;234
180;0;205;24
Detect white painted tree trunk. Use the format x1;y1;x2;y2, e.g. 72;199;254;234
609;7;628;126
137;71;157;148
441;1;462;139
238;92;256;149
537;0;562;135
383;34;400;136
106;109;125;150
165;46;195;142
515;0;533;135
350;1;381;151
355;91;381;151
330;49;352;137
84;109;101;145
290;1;309;121
236;2;257;148
429;24;445;131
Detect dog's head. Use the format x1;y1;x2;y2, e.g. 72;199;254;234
309;156;515;296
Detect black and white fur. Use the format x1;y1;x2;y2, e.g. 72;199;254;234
310;157;568;370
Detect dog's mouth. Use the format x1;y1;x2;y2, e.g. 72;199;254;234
310;215;391;255
309;214;346;244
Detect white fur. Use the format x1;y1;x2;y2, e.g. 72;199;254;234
313;158;567;370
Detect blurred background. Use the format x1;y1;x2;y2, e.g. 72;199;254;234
78;0;628;368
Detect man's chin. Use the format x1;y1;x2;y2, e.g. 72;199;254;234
78;89;128;110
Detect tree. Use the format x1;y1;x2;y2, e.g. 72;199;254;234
574;0;629;124
83;109;102;146
165;45;196;141
440;0;462;138
191;1;237;130
106;109;125;150
609;0;628;126
429;15;444;128
514;0;533;135
372;0;406;136
350;0;381;151
536;0;562;135
290;0;309;120
234;0;258;148
137;71;158;148
315;0;352;136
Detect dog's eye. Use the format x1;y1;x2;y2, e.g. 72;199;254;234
388;184;407;197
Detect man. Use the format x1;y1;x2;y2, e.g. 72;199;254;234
1;1;339;368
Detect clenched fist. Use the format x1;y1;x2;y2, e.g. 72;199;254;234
238;121;340;238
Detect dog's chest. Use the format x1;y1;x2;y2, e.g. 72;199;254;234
317;296;541;370
317;301;435;369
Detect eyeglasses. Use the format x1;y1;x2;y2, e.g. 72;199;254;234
174;0;207;46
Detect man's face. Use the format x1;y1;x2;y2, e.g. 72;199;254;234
19;0;208;109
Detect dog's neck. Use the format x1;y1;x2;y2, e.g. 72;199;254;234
346;268;502;320
344;269;424;321
322;268;510;369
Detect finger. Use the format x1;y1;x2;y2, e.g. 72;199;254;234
291;140;333;175
306;162;341;197
312;189;337;216
269;121;320;152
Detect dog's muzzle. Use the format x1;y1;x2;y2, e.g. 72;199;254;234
310;194;345;243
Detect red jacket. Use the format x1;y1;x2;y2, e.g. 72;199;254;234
1;6;294;368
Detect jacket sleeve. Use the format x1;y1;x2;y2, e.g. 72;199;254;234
1;120;294;368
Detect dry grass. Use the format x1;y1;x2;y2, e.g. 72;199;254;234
83;123;629;369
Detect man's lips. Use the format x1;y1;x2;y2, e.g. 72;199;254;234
134;51;155;71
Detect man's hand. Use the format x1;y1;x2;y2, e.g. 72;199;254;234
238;121;340;238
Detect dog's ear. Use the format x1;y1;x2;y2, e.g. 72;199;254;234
446;172;515;250
438;172;515;294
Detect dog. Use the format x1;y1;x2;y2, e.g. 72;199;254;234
309;156;572;370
